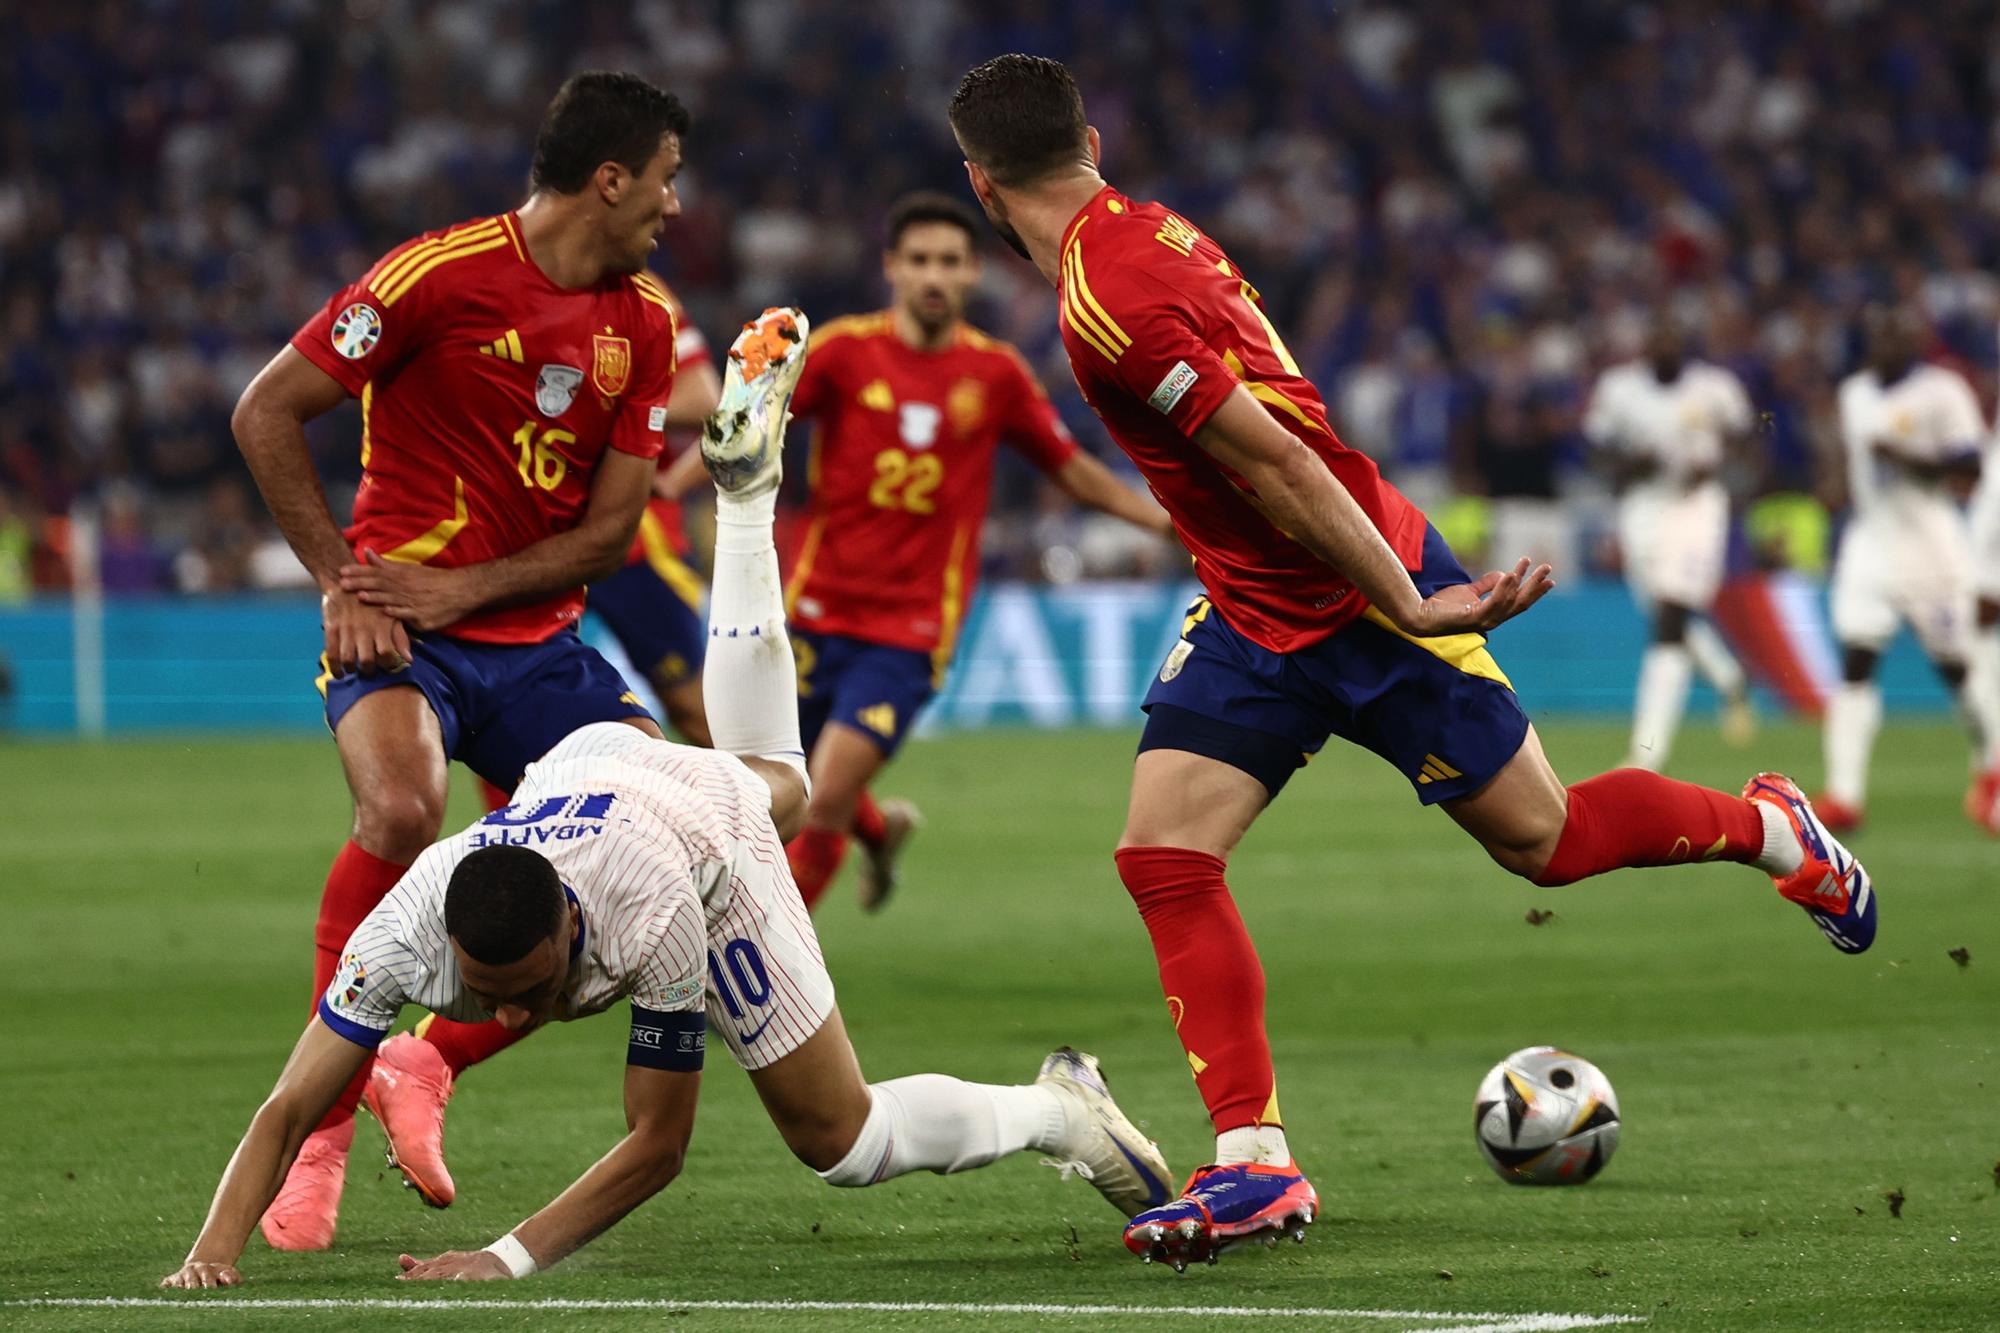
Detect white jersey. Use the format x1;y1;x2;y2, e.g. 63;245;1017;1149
1836;363;1984;534
1830;364;1985;656
1585;359;1751;608
1583;359;1753;488
319;724;832;1070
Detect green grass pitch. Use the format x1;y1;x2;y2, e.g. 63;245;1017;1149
1;720;1994;1330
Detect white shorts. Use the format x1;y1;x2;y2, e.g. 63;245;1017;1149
1970;475;2000;601
1618;482;1728;610
701;816;835;1071
1830;515;1974;660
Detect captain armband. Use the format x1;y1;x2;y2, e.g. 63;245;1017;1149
627;1004;706;1072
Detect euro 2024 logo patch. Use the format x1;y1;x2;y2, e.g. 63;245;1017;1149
330;303;382;359
330;952;367;1009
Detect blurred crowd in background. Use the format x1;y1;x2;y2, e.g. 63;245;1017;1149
4;0;1999;599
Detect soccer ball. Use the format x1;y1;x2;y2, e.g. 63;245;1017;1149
1473;1046;1621;1185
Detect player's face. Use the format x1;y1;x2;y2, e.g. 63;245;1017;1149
451;914;574;1032
884;223;979;332
607;133;683;274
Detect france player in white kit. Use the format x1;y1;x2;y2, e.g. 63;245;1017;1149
1584;319;1758;772
162;310;1171;1289
1822;307;1994;830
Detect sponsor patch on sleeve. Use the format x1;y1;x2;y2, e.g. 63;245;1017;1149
647;405;668;432
1148;360;1199;416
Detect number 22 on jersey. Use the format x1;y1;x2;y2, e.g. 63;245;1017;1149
868;447;944;514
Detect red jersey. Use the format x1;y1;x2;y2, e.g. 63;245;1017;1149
785;312;1079;662
620;281;713;575
1057;186;1427;652
292;211;678;644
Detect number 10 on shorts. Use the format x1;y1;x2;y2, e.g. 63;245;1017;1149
708;938;772;1021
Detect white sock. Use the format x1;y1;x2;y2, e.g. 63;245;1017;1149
816;1076;1069;1187
1751;800;1804;878
1687;618;1746;698
704;489;805;780
1628;644;1693;771
1215;1124;1291;1167
1824;681;1882;808
1971;630;2000;768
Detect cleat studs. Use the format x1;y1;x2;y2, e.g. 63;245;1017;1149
1171;1258;1187;1274
1176;1218;1203;1240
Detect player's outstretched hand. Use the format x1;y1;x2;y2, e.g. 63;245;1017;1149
160;1260;242;1289
321;584;412;677
339;550;477;634
396;1250;512;1281
1409;557;1555;636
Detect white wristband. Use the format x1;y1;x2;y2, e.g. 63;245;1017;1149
484;1231;538;1279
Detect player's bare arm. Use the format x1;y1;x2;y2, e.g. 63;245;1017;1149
232;346;412;676
1193;386;1553;636
1052;451;1175;538
655;360;725;499
340;448;656;630
398;1063;701;1280
160;1020;370;1288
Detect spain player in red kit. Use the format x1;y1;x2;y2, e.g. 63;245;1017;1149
782;193;1169;912
949;56;1878;1267
228;73;693;1250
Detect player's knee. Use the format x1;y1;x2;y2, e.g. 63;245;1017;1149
352;785;446;862
1840;645;1880;684
1476;810;1567;882
784;1102;871;1177
1937;659;1969;691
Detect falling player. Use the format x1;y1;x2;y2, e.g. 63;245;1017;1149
1583;315;1759;771
161;312;1171;1288
947;54;1879;1269
781;191;1170;912
1820;306;1993;831
437;282;724;1124
229;72;690;1250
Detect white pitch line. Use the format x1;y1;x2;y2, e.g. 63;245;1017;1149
8;1298;1643;1326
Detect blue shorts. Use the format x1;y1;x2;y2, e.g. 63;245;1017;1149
1140;525;1530;804
317;631;653;791
589;554;707;690
792;630;936;759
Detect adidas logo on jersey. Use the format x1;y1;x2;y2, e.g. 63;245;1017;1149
479;329;526;363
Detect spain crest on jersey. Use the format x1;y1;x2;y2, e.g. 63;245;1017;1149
592;333;632;398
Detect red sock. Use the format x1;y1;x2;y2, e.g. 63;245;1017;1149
420;1015;530;1076
1115;846;1278;1134
852;789;888;850
479;778;511;813
311;840;409;1127
1535;769;1764;887
786;827;849;911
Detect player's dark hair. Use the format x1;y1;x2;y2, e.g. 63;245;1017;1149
444;845;566;966
948;54;1089;188
885;191;981;252
531;71;691;195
